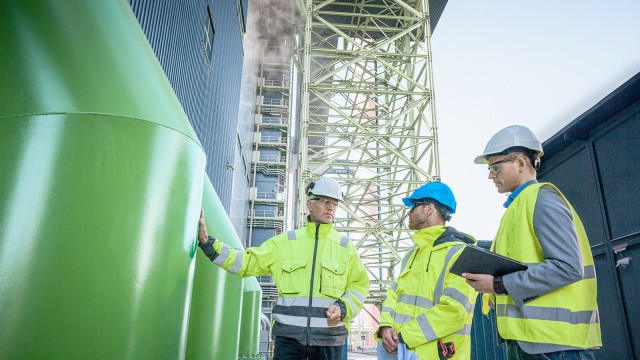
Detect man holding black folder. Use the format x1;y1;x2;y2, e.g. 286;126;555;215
376;182;477;359
464;125;601;360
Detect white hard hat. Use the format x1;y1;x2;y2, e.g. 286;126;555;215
474;125;544;164
306;176;343;201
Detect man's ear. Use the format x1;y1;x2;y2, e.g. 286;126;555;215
533;157;541;170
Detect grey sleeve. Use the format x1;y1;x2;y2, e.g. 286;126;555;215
503;186;584;306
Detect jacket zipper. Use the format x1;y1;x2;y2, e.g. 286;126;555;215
307;222;321;345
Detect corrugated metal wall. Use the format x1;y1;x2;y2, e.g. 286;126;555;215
429;0;449;33
230;4;259;245
128;0;247;221
539;73;640;360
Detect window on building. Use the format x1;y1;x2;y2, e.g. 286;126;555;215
202;5;215;66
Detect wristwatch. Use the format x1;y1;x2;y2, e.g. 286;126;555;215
493;276;508;295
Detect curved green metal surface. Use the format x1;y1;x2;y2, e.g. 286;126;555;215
1;1;205;359
186;175;245;360
239;277;263;357
0;1;200;145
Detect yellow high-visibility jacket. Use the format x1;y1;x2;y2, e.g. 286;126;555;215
378;226;477;359
492;183;601;348
211;221;369;346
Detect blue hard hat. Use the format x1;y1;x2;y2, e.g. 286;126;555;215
402;182;457;213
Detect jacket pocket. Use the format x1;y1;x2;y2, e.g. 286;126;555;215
279;259;307;294
320;261;347;299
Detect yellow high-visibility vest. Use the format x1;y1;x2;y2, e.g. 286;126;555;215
493;183;601;348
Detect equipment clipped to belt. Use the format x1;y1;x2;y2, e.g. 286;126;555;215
438;340;456;359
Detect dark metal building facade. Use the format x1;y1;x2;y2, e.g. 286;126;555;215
538;72;640;360
129;0;251;240
470;73;640;360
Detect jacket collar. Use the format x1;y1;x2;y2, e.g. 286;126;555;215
304;219;335;238
413;225;476;250
413;225;447;250
434;226;476;246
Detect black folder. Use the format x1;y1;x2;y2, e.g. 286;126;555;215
449;244;527;277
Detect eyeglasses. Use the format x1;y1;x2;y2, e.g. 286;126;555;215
315;198;339;208
488;157;518;174
409;202;431;211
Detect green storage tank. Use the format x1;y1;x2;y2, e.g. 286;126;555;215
0;1;205;359
186;175;244;360
239;277;263;359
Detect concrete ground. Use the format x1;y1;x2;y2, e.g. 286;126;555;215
347;351;377;359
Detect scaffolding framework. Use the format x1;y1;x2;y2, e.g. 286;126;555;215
247;41;295;351
248;54;291;241
294;0;441;304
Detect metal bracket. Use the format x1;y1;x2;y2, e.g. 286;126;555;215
613;243;627;253
616;257;631;268
613;243;631;268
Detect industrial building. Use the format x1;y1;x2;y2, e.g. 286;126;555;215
1;0;637;359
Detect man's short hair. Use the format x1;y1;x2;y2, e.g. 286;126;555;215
489;146;540;170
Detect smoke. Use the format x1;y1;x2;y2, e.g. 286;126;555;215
244;0;300;65
237;0;300;171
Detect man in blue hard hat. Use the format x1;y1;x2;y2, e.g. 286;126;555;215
198;176;369;360
376;181;478;359
464;125;601;360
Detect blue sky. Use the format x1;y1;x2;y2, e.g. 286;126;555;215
431;1;640;239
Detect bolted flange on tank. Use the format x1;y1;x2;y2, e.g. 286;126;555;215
0;1;205;359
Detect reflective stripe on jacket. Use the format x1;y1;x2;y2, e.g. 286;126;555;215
213;221;369;346
493;183;602;348
378;226;477;359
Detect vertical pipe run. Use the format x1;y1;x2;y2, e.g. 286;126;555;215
239;277;263;358
186;175;244;360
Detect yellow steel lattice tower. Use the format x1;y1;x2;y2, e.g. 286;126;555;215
293;0;441;303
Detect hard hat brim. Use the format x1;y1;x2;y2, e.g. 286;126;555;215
474;154;489;164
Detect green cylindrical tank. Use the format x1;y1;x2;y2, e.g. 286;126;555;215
0;1;205;359
186;175;244;360
239;277;263;358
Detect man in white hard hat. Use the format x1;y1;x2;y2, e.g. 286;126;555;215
197;176;369;360
376;181;477;360
464;125;601;360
